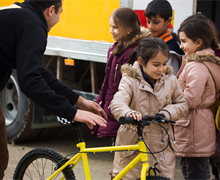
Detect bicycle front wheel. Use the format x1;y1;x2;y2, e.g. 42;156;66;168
137;176;171;180
13;148;76;180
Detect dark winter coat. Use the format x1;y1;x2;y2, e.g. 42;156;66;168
91;28;151;137
0;1;79;121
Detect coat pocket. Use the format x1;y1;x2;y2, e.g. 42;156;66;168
117;126;138;158
174;118;190;144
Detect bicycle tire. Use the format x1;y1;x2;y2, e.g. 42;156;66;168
136;176;171;180
13;148;76;180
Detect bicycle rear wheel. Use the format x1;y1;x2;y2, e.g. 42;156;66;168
13;148;76;180
136;176;171;180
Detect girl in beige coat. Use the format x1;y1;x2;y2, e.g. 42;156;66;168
110;37;188;180
175;14;220;180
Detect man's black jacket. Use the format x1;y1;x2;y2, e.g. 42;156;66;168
0;1;79;121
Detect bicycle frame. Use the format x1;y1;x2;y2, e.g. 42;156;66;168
47;138;153;180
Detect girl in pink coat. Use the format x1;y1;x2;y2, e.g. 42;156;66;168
175;13;220;180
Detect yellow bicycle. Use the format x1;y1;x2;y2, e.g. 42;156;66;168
13;115;175;180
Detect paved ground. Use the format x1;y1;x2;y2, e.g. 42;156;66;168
3;124;206;180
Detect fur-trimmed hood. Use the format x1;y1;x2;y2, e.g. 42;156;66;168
128;27;151;46
185;52;220;65
185;52;220;93
121;61;173;80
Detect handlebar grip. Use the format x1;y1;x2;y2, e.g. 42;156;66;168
170;120;175;124
119;116;176;125
119;117;136;125
142;115;160;121
158;119;176;124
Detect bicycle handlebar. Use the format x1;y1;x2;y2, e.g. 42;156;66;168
119;115;175;125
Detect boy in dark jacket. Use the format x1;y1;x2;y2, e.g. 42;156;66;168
144;0;184;75
0;0;107;178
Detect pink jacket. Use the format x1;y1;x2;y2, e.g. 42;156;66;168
175;49;220;157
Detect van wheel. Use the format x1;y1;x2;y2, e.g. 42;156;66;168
0;70;41;143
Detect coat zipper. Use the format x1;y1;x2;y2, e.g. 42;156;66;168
108;106;116;119
114;64;118;83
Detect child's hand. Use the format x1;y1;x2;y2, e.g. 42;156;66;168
129;112;142;121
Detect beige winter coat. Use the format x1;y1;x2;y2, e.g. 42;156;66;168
110;61;189;180
175;51;220;157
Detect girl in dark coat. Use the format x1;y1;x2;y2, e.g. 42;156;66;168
91;7;151;141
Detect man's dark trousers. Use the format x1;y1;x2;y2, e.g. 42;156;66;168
0;104;8;179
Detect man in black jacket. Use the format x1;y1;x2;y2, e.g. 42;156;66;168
0;0;107;178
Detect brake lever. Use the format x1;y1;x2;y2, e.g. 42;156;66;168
160;119;175;124
155;114;176;124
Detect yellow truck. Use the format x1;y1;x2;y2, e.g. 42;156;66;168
0;0;219;142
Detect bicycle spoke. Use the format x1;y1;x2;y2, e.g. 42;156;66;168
41;158;47;179
27;167;33;180
31;160;45;180
51;160;53;175
24;168;33;180
35;159;43;180
35;159;41;179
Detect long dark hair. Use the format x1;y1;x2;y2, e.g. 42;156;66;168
110;7;141;56
178;14;219;51
129;37;170;65
26;0;62;13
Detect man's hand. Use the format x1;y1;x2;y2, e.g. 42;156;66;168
74;96;107;129
74;109;107;129
76;96;107;119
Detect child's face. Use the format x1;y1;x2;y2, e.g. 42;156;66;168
146;15;171;37
179;32;199;56
109;16;127;42
138;51;168;84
